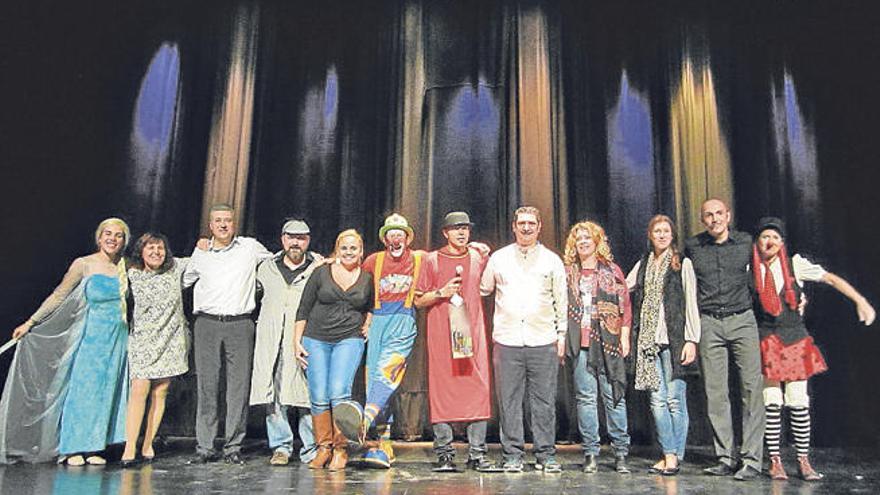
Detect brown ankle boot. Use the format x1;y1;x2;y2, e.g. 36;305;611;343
327;420;348;471
797;455;823;481
769;455;788;480
309;411;333;469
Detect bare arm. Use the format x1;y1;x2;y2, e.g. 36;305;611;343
293;320;309;368
361;312;373;338
413;276;462;308
821;272;876;325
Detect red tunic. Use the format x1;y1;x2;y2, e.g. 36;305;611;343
417;248;492;423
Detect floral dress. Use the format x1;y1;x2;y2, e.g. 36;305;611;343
127;258;190;379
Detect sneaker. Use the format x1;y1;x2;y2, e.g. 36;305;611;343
502;458;524;473
333;401;364;443
615;455;631;474
466;456;496;472
269;450;289;466
536;457;563;473
361;448;391;469
432;454;456;472
582;455;597;473
224;452;246;465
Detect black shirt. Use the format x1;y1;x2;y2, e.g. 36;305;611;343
296;264;373;343
276;255;312;286
684;229;753;315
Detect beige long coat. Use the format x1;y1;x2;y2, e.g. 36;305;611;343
249;251;323;407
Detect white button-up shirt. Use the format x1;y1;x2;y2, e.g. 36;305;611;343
183;236;273;316
480;243;567;347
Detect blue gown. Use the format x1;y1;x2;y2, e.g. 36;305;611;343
58;274;128;454
0;273;129;463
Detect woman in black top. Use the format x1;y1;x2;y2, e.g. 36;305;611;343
294;229;372;471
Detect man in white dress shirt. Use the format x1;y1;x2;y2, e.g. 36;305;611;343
183;204;273;464
479;206;567;473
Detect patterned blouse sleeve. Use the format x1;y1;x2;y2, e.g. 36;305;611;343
612;263;632;329
29;257;86;323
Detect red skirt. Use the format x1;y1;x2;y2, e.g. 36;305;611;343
760;334;828;382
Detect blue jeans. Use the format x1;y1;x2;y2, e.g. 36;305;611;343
649;348;688;458
573;350;630;457
302;336;364;413
265;403;316;462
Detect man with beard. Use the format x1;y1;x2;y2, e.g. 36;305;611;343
249;219;323;465
479;206;567;474
684;198;764;480
183;204;273;464
352;213;425;468
414;211;493;472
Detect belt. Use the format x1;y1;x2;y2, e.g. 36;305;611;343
196;312;252;323
704;307;751;320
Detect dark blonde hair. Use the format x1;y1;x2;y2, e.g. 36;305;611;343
513;206;542;224
646;214;681;271
563;221;613;266
333;229;364;262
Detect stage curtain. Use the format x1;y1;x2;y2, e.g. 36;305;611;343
199;3;260;231
669;52;734;239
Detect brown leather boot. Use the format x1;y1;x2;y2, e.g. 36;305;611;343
797;455;824;481
309;411;333;469
769;455;788;480
327;418;349;471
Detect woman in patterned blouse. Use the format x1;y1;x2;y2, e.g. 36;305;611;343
120;233;190;466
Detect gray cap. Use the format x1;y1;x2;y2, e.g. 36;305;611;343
282;219;310;235
442;211;473;229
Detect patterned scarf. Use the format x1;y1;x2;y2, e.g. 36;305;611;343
635;250;671;391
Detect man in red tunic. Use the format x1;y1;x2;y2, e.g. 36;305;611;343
415;211;493;472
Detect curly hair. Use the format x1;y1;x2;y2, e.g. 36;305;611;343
130;232;175;274
563;221;613;266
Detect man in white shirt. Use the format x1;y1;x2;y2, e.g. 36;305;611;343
479;206;567;473
183;204;272;464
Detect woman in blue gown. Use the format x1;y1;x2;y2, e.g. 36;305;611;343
1;218;131;465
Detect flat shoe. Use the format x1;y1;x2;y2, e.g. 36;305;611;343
66;455;85;467
661;466;680;476
85;455;106;466
119;458;140;468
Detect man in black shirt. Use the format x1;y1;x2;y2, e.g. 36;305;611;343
685;199;764;481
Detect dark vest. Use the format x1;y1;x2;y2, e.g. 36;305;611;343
753;258;808;345
631;253;700;379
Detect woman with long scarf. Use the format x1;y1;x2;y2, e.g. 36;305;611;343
2;218;131;466
626;215;700;476
563;221;632;474
752;217;874;481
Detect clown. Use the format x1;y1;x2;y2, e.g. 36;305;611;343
338;213;425;468
752;217;874;481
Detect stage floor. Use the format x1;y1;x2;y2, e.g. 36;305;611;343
0;440;877;494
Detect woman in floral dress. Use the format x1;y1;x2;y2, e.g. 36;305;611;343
120;233;190;466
